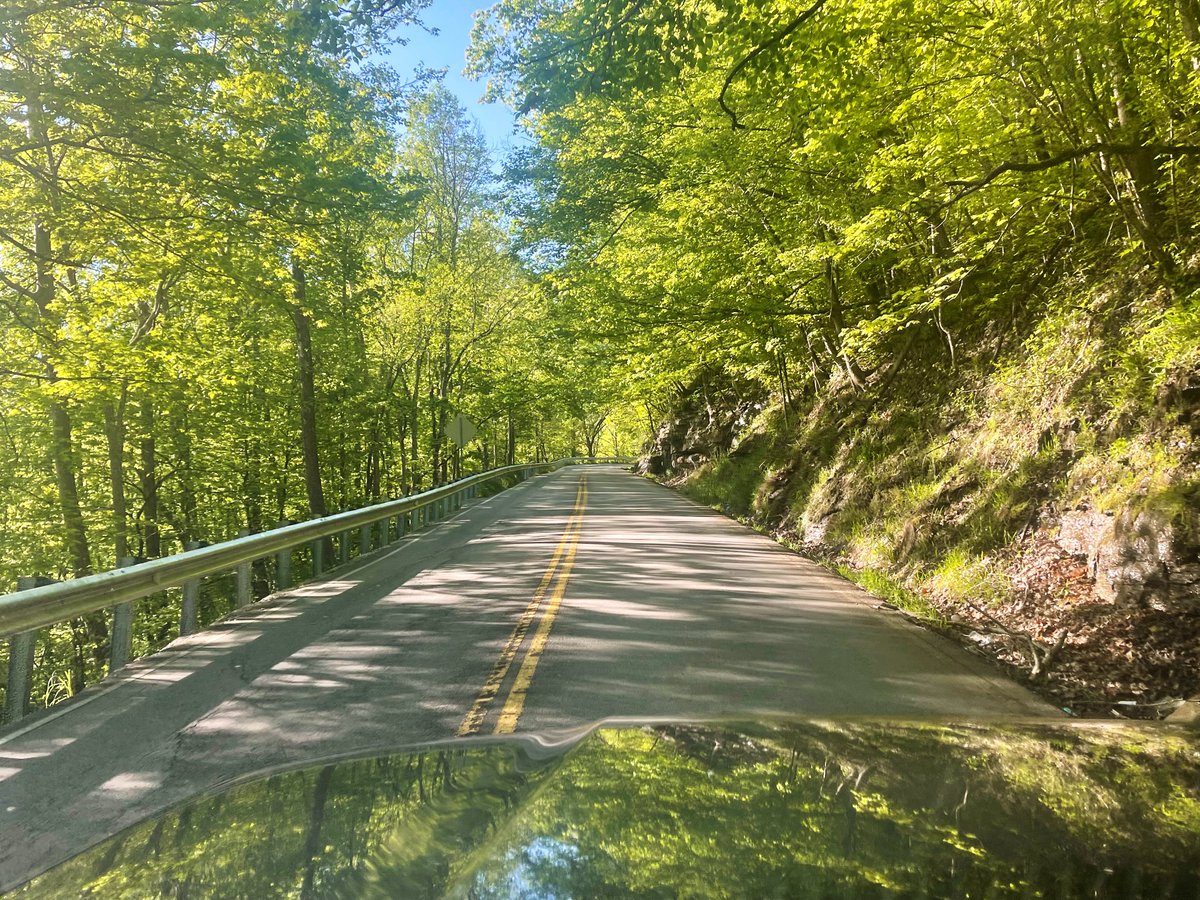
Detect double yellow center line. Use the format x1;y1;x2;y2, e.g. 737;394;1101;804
457;475;587;736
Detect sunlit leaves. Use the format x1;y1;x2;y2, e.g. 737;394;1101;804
473;0;1200;415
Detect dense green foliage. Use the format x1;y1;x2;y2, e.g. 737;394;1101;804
0;1;642;703
473;0;1200;394
467;0;1200;477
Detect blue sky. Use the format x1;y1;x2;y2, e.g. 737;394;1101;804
387;1;524;152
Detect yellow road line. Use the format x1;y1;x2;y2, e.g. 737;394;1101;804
456;476;588;737
494;479;587;735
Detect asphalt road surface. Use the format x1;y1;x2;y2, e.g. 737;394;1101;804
0;465;1053;889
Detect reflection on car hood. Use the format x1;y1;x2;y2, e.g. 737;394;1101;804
18;719;1200;898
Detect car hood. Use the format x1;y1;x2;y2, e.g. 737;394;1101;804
17;718;1200;898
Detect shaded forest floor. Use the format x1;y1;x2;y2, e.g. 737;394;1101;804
943;530;1200;717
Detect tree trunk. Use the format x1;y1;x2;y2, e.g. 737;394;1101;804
276;446;291;523
1106;29;1175;277
33;217;92;577
1180;0;1200;70
49;401;92;578
398;410;409;494
290;259;327;517
173;405;196;545
103;391;129;564
139;398;160;558
507;410;516;466
434;307;453;486
366;426;380;500
243;366;265;535
429;379;442;486
410;351;424;490
23;87;94;578
824;256;866;390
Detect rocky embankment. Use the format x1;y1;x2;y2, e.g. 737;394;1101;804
643;372;1200;720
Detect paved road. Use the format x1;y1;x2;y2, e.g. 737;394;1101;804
0;465;1053;888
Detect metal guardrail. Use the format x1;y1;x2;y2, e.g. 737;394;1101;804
0;455;632;724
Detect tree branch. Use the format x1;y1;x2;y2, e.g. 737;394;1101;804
943;142;1200;207
718;0;828;130
0;269;36;301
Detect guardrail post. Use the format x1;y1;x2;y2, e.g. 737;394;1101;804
4;629;35;725
377;518;389;548
359;522;372;557
111;557;140;672
4;577;41;724
235;532;252;608
180;542;201;636
339;530;350;566
395;512;406;539
276;526;292;591
311;536;324;577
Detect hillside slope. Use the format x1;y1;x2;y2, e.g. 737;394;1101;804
648;269;1200;718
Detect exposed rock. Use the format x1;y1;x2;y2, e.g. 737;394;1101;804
982;530;1200;716
1169;696;1200;724
639;371;766;476
799;514;833;549
1056;503;1199;610
1158;371;1200;437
